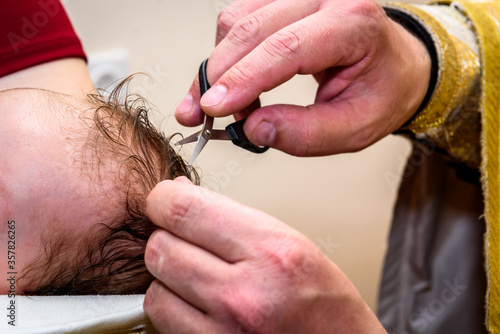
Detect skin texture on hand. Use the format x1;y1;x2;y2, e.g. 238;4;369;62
176;0;431;156
144;177;387;333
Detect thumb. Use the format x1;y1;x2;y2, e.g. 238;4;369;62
244;101;375;156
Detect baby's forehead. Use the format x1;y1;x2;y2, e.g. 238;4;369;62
0;88;94;134
0;87;66;103
0;87;90;111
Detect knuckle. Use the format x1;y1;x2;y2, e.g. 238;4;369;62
302;119;318;156
144;231;161;267
226;14;262;46
348;120;378;152
227;62;254;87
265;237;307;274
164;190;196;233
352;126;378;151
291;112;322;156
338;0;385;46
262;29;302;61
353;0;385;37
217;6;243;41
342;101;379;152
350;0;383;18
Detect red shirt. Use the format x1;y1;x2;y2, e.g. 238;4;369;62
0;0;86;77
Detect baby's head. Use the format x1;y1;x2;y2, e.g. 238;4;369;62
0;78;198;295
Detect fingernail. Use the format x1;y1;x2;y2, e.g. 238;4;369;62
150;280;161;292
144;280;161;307
253;121;276;145
201;85;227;107
176;93;193;116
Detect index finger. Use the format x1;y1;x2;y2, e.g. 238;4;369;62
175;0;322;126
201;8;362;117
146;179;280;262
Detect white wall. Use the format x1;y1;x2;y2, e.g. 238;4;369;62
64;0;425;310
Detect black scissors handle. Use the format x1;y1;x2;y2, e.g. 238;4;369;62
199;59;269;154
199;59;211;96
226;119;269;154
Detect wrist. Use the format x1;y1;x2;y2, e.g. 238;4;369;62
384;3;481;167
385;7;438;119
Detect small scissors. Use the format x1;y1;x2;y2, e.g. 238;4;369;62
175;58;269;165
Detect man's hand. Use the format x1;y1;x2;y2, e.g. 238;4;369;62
175;0;430;156
143;177;386;333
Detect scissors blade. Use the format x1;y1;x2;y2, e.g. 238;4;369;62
189;114;214;164
175;131;202;146
179;59;220;165
189;130;210;165
209;129;230;140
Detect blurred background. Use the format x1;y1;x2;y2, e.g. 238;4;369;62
64;0;425;310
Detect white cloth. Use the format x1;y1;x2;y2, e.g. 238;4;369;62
0;294;154;333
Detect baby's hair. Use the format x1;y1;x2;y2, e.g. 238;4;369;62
22;77;199;295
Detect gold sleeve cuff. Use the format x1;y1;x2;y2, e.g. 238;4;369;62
387;3;481;167
390;2;500;332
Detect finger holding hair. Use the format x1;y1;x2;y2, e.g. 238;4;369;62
145;228;232;313
144;280;221;333
144;178;387;333
145;178;285;262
